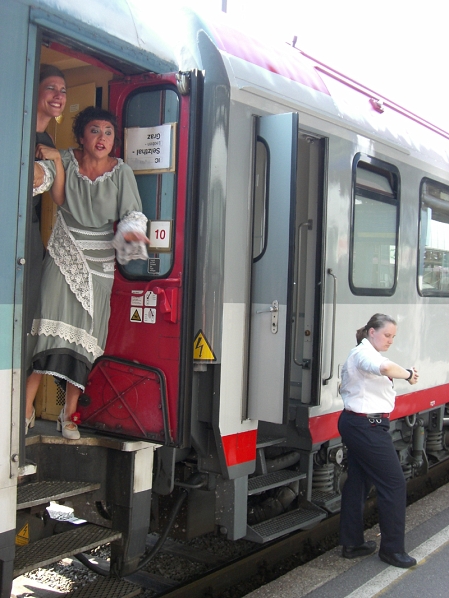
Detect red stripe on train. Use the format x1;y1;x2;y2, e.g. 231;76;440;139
222;429;258;466
309;384;449;445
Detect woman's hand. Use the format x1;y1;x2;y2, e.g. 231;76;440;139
407;367;419;385
33;162;45;188
123;231;150;244
35;144;61;162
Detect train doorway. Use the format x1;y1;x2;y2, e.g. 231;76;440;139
25;40;200;447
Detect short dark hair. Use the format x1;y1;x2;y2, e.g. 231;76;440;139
356;313;397;344
72;106;120;154
39;64;66;84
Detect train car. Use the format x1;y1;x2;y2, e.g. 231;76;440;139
1;0;449;595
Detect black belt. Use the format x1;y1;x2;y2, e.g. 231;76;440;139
345;410;390;419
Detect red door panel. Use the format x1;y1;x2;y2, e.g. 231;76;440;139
79;72;195;446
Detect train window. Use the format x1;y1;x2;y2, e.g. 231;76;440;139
120;88;179;279
253;138;268;260
418;179;449;296
350;155;399;295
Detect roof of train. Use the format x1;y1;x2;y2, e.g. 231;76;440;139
22;0;449;162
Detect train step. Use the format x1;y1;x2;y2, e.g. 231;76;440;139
245;501;327;543
17;480;101;510
312;489;341;514
248;470;306;495
64;576;141;597
256;434;286;448
14;523;121;577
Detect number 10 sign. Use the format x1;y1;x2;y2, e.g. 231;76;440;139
148;220;173;252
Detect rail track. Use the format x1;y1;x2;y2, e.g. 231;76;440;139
15;457;449;598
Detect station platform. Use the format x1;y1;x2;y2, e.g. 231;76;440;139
245;482;449;598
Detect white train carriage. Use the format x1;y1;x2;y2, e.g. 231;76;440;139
1;1;448;596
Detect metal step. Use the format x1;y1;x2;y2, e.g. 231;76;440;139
248;470;306;495
245;501;327;543
64;576;141;597
312;489;342;514
17;480;101;510
14;523;121;577
256;435;286;448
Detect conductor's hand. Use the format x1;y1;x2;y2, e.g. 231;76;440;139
407;367;419;385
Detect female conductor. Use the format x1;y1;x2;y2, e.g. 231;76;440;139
339;313;418;568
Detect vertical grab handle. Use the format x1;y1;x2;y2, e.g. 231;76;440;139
323;268;337;385
293;219;313;366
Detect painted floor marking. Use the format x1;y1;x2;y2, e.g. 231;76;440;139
344;524;449;598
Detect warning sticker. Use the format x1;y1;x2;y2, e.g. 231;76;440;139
130;307;142;322
131;294;144;307
144;307;156;324
15;523;29;546
145;291;157;307
193;330;216;361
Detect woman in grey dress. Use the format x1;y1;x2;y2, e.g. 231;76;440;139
27;106;149;439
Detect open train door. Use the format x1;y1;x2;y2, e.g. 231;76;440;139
247;113;298;424
79;71;201;447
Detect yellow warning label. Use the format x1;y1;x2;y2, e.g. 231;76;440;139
15;523;29;546
193;330;216;361
130;307;142;322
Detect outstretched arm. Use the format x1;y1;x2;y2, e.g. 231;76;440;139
380;361;419;385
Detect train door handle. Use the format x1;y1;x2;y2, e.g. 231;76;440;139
323;269;337;385
256;300;279;334
153;287;179;323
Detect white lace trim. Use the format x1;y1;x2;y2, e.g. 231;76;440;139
113;211;149;265
31;318;104;360
91;270;114;279
33;369;86;391
68;226;113;236
47;213;94;330
77;240;114;250
84;255;115;263
117;211;148;234
69;148;123;183
33;161;52;196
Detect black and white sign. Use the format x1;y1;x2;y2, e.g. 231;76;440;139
124;123;176;173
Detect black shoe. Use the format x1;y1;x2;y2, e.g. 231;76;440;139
379;551;417;568
342;540;377;558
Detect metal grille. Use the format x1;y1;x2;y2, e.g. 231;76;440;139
14;524;121;576
56;384;65;406
17;481;100;509
65;578;141;598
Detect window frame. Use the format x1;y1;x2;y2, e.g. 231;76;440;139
417;177;449;297
349;153;400;296
117;83;180;281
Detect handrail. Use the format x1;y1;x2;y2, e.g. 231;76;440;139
323;268;337;385
293;219;313;366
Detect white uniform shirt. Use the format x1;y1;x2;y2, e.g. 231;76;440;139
340;338;395;414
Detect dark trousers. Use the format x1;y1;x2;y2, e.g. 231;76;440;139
338;409;406;554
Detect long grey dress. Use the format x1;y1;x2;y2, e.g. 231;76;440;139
30;149;145;390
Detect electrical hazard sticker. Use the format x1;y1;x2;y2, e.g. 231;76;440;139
15;523;29;546
130;307;142;322
193;330;216;361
